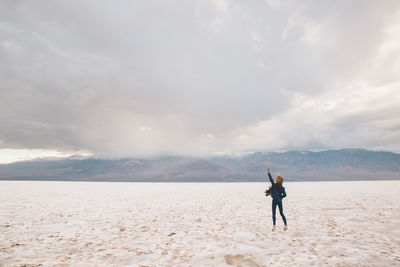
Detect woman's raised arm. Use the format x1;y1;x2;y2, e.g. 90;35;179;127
267;168;275;184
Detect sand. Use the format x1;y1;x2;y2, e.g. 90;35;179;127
1;181;400;266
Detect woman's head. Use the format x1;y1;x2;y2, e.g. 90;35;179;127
275;175;283;186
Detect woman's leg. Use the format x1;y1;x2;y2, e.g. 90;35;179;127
272;200;277;225
277;200;287;225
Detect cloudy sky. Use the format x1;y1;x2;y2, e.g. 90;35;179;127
1;0;400;162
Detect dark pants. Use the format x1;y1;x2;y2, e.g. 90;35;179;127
272;199;287;225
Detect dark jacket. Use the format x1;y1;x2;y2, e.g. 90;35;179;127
268;173;287;200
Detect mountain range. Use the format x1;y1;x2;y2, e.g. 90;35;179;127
1;149;399;182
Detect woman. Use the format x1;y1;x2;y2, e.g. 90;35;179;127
266;168;288;231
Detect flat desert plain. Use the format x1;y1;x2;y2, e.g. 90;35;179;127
1;181;399;266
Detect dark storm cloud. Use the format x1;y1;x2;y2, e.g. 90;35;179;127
1;0;400;157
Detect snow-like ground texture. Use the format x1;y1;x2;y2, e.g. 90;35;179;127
1;181;400;266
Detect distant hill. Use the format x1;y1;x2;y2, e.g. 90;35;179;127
0;149;399;181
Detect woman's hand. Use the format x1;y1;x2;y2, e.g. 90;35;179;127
267;168;270;174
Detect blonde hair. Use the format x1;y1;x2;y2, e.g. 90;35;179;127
276;175;284;186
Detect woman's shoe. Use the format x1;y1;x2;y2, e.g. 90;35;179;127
284;225;288;231
272;225;276;231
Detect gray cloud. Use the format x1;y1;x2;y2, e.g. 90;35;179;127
1;0;400;157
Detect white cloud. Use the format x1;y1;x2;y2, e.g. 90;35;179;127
282;12;321;45
1;1;400;158
210;0;228;12
301;21;321;45
0;149;91;164
251;30;261;43
139;126;152;132
227;81;400;153
265;0;281;8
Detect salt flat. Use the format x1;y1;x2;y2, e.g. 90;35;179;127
1;181;399;266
